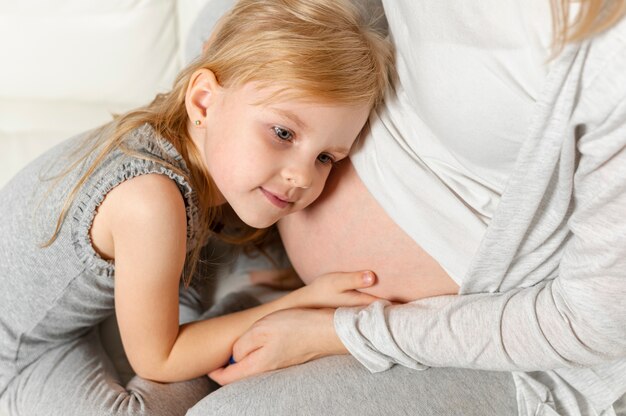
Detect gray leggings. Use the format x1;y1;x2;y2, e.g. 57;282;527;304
0;305;518;416
0;291;257;416
0;283;518;416
0;328;212;416
188;355;518;416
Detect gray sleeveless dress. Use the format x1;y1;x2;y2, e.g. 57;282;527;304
0;123;217;415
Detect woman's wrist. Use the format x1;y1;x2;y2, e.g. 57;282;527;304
256;297;349;357
315;308;348;357
258;292;349;357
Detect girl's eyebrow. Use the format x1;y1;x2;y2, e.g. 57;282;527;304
270;107;350;156
328;147;350;157
270;108;307;130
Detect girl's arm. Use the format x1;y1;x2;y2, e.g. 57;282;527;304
101;173;377;383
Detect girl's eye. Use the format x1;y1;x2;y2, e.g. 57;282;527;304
317;153;335;165
273;126;294;141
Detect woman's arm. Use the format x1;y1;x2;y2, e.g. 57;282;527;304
331;39;626;374
101;173;379;383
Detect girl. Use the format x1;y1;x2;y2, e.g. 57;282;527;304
0;0;394;415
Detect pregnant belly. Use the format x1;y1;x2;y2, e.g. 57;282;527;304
278;160;459;303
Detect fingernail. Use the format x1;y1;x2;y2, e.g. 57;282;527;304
362;272;374;285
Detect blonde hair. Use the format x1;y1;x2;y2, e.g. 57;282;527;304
551;0;626;51
45;0;394;286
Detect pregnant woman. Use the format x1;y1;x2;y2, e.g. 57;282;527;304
188;0;626;415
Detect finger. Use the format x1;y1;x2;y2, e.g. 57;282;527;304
249;269;285;285
278;269;306;290
346;291;382;306
333;290;382;307
249;269;303;290
209;351;263;385
231;328;264;361
333;271;376;291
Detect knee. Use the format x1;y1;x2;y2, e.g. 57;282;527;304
186;378;279;416
187;356;360;416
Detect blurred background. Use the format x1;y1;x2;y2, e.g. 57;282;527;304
0;0;217;188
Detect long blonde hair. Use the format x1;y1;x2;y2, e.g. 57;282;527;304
551;0;626;51
45;0;394;286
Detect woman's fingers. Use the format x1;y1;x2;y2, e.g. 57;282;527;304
210;319;271;385
210;322;277;385
231;326;264;362
209;350;263;385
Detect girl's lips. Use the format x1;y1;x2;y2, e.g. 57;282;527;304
260;188;290;209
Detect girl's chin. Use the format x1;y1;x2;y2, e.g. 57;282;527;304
237;212;280;229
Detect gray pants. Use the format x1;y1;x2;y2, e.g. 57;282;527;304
0;291;257;416
188;355;518;416
0;304;518;415
0;329;212;416
0;282;518;416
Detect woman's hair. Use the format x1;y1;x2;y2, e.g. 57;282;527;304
551;0;626;51
45;0;394;286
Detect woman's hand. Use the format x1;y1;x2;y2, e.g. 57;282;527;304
209;308;344;385
283;270;380;309
206;271;379;384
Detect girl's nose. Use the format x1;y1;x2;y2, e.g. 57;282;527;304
282;165;313;189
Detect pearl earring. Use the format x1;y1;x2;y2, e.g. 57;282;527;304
194;120;201;126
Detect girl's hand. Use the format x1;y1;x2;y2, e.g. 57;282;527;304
284;270;380;309
209;308;343;385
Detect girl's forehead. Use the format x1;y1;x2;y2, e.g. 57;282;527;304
228;81;354;108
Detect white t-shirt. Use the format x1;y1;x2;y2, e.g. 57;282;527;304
351;0;553;282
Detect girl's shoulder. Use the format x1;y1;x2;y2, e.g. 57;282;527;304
103;172;187;225
72;123;201;276
90;171;188;263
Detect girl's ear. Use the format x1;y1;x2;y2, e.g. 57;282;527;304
185;69;222;125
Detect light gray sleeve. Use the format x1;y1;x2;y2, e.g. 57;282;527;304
335;36;626;374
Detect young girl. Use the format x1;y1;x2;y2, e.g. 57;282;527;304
0;0;393;414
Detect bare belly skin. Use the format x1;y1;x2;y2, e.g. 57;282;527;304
278;160;459;303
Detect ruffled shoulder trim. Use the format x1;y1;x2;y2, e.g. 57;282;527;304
70;123;200;278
